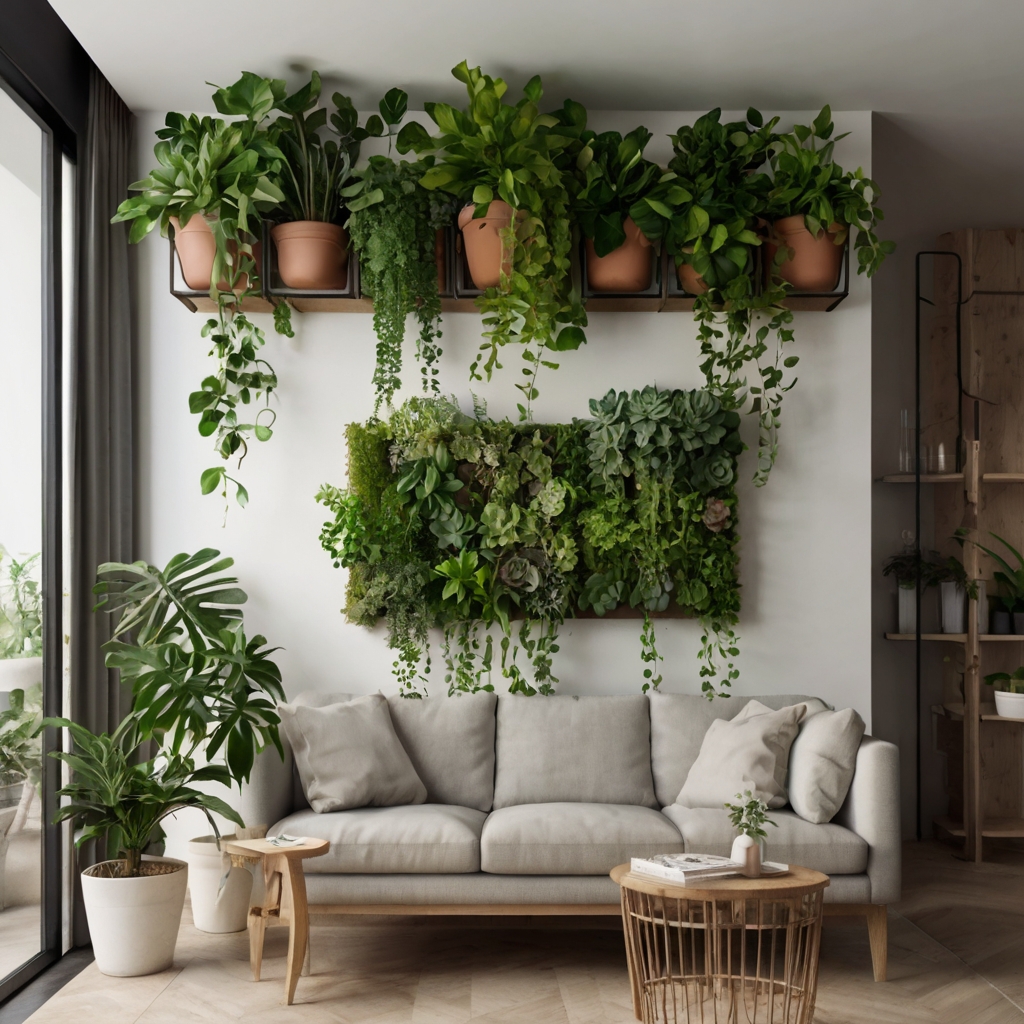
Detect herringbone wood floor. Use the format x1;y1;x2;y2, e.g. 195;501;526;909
22;840;1024;1023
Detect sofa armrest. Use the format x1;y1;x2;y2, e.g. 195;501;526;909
238;735;294;830
833;734;901;904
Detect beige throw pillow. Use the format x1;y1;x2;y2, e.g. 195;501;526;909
278;694;427;813
787;707;866;823
675;700;809;809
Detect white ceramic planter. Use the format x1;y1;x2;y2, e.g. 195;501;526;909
186;835;253;933
994;690;1024;719
898;586;917;634
81;856;187;976
730;834;765;877
940;582;965;634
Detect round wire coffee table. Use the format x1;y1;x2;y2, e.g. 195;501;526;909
611;863;829;1024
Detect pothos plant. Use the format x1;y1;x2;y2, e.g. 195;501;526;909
347;88;457;411
317;387;742;699
113;72;295;510
401;62;588;419
632;108;795;488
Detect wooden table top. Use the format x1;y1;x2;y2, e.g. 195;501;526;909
222;837;330;860
610;863;829;901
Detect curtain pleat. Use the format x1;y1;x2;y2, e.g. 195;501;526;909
70;66;135;945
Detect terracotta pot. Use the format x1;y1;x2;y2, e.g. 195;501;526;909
458;201;515;289
767;215;844;292
271;221;348;290
677;261;709;295
170;215;260;292
585;217;653;293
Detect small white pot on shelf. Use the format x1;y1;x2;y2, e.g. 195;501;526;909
994;691;1024;719
940;582;965;633
898;586;917;634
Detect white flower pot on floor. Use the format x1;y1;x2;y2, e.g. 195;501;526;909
81;856;187;976
186;835;253;933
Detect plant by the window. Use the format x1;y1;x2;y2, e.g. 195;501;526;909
976;533;1024;612
570;126;663;256
767;105;894;278
0;685;41;788
724;790;777;841
348;147;453;411
631;109;795;487
405;62;587;418
318;388;743;699
0;549;42;660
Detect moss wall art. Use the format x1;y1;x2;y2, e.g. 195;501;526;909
317;387;742;699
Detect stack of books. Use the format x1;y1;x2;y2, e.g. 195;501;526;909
630;853;789;886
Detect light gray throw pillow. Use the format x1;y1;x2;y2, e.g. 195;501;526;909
278;694;427;813
787;707;865;823
387;692;497;812
676;700;810;809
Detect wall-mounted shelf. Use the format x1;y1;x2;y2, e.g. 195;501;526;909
167;223;852;316
880;472;1024;484
934;815;1024;839
886;633;1024;642
980;713;1024;723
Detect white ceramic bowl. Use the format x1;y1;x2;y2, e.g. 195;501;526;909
994;690;1024;719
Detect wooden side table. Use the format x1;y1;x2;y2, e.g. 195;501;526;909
222;837;329;1005
611;864;829;1024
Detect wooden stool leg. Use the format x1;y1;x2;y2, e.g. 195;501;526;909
281;857;310;1005
866;905;888;982
248;908;267;982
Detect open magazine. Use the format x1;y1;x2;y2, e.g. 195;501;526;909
630;853;789;886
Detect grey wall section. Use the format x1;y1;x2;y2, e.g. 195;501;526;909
871;112;1024;838
0;0;92;140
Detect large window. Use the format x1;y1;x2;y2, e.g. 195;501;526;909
0;75;68;997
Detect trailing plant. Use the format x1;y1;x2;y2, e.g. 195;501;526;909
767;105;894;278
984;667;1024;694
317;388;742;698
348;153;453;410
632;108;795;487
570;126;663;256
405;62;588;418
112;72;298;510
0;549;42;660
724;790;777;841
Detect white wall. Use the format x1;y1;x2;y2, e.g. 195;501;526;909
132;110;873;851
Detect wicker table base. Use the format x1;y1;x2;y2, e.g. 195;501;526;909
611;864;829;1024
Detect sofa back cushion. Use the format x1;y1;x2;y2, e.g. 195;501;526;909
279;694;427;812
648;693;826;807
493;694;657;809
387;692;497;812
287;692;356;810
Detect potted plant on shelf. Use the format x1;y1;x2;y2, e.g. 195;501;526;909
631;108;794;487
569;125;663;292
724;790;777;878
976;532;1024;634
267;72;393;291
931;555;978;634
766;105;894;291
46;548;285;974
984;667;1024;718
404;61;588;418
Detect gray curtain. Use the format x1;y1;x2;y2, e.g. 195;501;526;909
70;66;135;945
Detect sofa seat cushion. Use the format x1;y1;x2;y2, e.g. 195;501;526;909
661;805;868;876
481;803;685;875
270;804;486;874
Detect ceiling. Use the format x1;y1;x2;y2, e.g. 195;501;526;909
46;0;1024;181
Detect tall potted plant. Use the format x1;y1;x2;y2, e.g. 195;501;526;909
46;549;284;976
569;125;663;292
404;62;588;418
766;106;893;291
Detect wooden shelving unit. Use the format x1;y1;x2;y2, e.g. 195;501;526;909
884;229;1024;862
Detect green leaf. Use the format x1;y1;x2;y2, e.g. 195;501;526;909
200;467;224;495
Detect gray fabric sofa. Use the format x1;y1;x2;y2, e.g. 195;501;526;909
240;690;899;980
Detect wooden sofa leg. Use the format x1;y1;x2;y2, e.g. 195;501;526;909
865;905;888;982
